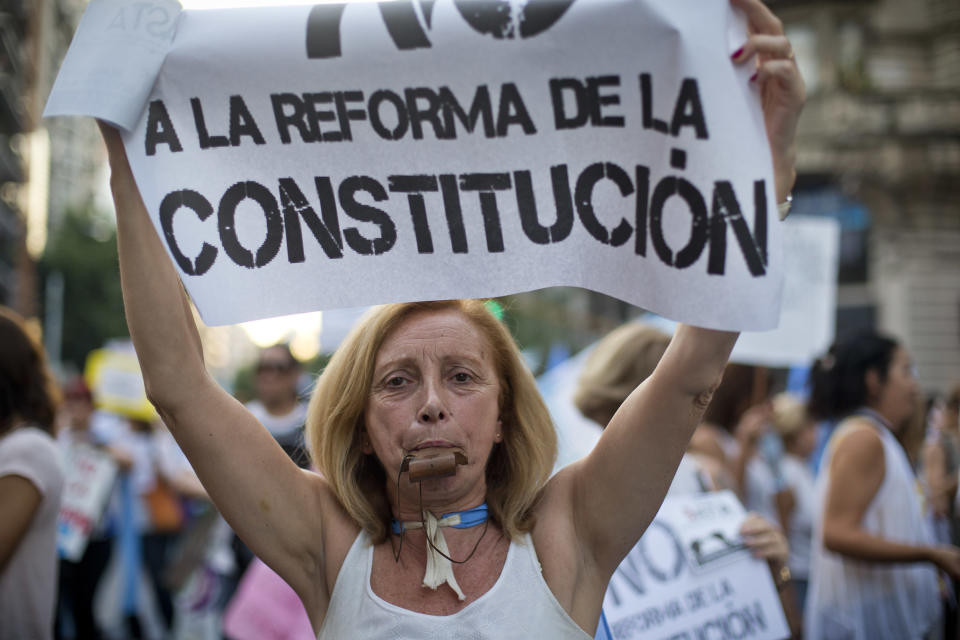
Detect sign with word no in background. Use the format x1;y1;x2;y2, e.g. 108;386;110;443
604;491;789;640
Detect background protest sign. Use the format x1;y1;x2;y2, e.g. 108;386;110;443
732;216;839;367
84;344;158;422
58;443;118;561
604;491;789;640
46;0;784;330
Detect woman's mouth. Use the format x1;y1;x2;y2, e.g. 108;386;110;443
410;441;456;452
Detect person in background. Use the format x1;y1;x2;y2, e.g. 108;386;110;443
115;416;199;638
805;331;960;639
246;344;309;468
924;385;960;545
921;386;960;640
0;307;65;640
731;402;785;524
769;392;817;614
55;378;131;640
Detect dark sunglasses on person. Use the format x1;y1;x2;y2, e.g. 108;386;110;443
256;361;294;374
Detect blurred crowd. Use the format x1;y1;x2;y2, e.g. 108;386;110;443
2;302;959;640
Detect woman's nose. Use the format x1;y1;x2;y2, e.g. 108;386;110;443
419;404;447;423
417;380;448;423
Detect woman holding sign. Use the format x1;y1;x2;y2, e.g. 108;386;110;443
98;0;804;636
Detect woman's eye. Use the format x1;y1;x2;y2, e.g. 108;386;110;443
386;376;407;387
452;372;472;383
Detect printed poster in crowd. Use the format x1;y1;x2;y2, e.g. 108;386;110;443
46;0;784;332
84;344;158;422
58;443;118;561
604;491;789;640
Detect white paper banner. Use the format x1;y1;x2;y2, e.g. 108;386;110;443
604;491;789;640
57;443;119;561
46;0;784;330
732;215;839;367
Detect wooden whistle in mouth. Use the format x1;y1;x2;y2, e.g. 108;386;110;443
400;450;468;482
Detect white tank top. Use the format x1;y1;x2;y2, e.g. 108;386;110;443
318;530;592;639
805;411;942;639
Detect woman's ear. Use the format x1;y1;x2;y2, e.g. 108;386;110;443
864;368;883;401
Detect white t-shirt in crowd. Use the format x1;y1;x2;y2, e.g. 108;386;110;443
246;400;308;436
0;427;65;640
779;454;815;580
743;456;780;523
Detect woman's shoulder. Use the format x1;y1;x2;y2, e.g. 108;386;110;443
0;426;64;494
0;426;59;456
828;418;885;468
833;415;883;444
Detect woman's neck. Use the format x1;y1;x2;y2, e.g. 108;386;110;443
388;482;488;523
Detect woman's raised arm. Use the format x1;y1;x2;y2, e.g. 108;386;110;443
552;0;805;579
569;326;739;570
99;123;330;608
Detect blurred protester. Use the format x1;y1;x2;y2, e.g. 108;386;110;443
574;323;798;635
116;416;199;638
806;331;960;639
0;307;65;640
922;386;960;640
55;378;130;640
769;392;817;614
732;402;784;523
246;344;309;468
699;363;765;470
924;385;960;545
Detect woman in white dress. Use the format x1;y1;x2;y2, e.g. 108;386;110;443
805;331;960;639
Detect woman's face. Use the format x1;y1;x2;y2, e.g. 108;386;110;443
364;310;503;510
872;347;920;430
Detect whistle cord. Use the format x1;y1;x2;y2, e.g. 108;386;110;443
391;456;489;565
416;480;489;565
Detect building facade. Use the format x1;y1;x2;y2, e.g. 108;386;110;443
776;0;960;393
0;0;99;316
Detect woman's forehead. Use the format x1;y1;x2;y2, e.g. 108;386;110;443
376;310;491;365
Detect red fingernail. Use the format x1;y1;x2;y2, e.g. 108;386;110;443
731;47;744;60
749;71;758;83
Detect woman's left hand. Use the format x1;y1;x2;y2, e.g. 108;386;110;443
740;512;789;566
731;0;806;201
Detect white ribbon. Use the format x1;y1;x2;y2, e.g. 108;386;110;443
399;511;466;601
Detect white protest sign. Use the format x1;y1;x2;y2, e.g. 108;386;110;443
58;443;119;561
604;491;789;640
44;0;180;129
47;0;784;330
731;215;839;367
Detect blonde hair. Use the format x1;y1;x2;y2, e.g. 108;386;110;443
573;323;671;427
306;300;556;544
771;392;810;441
